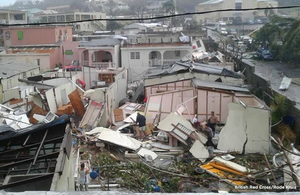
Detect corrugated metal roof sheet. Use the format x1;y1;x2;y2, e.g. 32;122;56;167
192;79;249;92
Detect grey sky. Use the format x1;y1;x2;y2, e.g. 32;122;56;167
0;0;16;6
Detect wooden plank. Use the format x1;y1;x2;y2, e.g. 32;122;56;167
68;89;85;117
29;104;48;124
114;109;123;122
10;98;23;105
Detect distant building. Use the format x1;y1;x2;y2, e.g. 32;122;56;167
46;5;71;13
115;23;177;35
16;0;44;4
39;12;107;32
0;62;39;102
0;9;27;24
0;26;73;72
86;0;129;12
194;0;278;24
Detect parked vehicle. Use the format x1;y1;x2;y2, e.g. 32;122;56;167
229;29;237;35
256;48;273;60
220;28;228;35
214;21;226;31
254;19;262;24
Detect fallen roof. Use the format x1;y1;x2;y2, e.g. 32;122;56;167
97;128;141;150
0;62;39;79
144;62;245;79
192;79;249;92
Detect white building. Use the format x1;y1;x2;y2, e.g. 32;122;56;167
194;0;278;24
115;23;170;35
16;0;44;4
39;12;107;32
121;34;206;81
0;9;27;24
0;62;40;103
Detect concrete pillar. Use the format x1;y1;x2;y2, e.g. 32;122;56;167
160;51;164;66
7;13;10;23
88;50;93;66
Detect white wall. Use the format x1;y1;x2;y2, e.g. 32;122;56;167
0;53;50;72
103;68;128;125
121;46;192;81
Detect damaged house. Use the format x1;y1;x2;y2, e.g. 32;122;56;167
0;115;74;192
143;62;271;154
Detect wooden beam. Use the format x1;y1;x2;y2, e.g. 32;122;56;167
68;89;85;117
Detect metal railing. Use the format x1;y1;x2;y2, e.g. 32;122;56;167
81;61;115;69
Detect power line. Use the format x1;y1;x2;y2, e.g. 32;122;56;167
1;5;300;27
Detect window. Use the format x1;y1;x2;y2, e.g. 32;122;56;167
130;52;135;59
196;40;201;48
34;59;40;66
150;51;157;59
17;31;23;40
175;50;180;57
136;52;140;59
130;52;140;60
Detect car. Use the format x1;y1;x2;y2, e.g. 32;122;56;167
256;48;273;60
254;19;262;24
247;20;254;24
229;29;237;35
220;28;228;35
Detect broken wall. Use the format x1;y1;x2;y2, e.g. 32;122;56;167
197;89;235;123
145;80;192;97
218;103;270;154
145;88;196;124
104;68;128;125
82;66;98;90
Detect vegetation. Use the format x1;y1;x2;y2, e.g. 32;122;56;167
253;15;300;65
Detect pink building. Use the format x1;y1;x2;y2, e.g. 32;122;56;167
0;26;79;72
78;38;121;69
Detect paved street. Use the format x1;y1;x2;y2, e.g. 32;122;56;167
243;59;300;109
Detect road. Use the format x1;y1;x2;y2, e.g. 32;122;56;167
243;59;300;109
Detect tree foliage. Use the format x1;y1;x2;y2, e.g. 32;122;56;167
254;15;300;64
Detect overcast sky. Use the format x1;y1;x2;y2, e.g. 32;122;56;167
0;0;16;6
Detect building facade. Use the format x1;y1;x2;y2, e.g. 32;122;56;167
194;0;278;24
39;12;107;32
78;38;121;69
0;26;73;72
0;9;27;24
121;34;206;81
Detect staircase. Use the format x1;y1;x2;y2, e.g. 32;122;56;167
93;21;106;31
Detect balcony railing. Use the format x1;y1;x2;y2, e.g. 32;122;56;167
0;20;27;24
81;61;115;69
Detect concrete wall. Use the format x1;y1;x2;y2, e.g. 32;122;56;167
60;42;80;66
121;46;192;81
0;52;51;72
104;68;128;124
3;26;72;48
